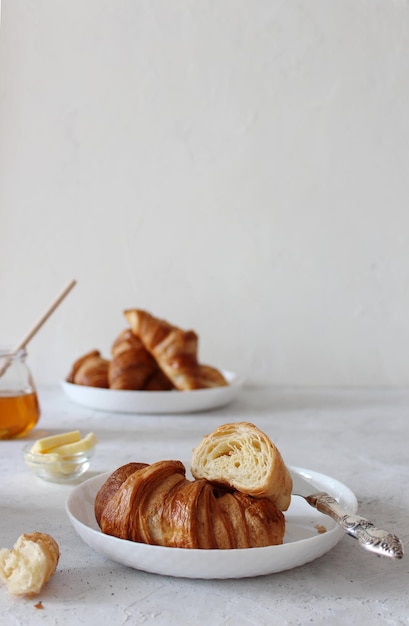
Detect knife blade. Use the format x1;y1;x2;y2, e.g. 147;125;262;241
290;469;404;560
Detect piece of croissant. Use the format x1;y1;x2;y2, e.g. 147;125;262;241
124;309;227;390
95;460;285;549
0;532;60;597
108;329;158;390
190;422;293;511
66;350;109;388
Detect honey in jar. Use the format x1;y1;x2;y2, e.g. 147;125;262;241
0;348;40;439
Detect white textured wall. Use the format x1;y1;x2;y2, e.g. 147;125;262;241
1;1;409;387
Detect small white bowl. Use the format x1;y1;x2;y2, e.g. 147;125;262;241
23;444;95;483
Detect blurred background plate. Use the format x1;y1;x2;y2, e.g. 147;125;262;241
60;370;242;414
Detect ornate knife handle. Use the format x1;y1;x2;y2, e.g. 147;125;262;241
306;492;404;560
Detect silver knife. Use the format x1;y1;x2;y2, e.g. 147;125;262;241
290;469;404;560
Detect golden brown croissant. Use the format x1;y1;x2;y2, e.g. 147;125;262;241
95;460;285;549
142;368;175;391
124;309;227;390
108;329;158;390
191;422;293;511
196;365;228;388
66;350;109;388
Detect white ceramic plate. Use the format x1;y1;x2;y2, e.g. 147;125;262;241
61;371;242;414
66;467;357;579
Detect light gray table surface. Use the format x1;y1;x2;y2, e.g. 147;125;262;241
1;385;408;625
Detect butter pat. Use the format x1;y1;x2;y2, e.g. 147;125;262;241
31;431;81;454
24;430;97;482
51;432;98;456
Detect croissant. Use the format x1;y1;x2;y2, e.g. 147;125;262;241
0;532;60;597
142;368;175;391
66;350;109;388
191;422;293;511
108;329;158;390
196;364;228;388
124;309;227;390
95;460;285;549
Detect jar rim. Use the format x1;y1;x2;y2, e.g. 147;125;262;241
0;346;27;358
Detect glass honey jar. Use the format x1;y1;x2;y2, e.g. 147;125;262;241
0;347;40;439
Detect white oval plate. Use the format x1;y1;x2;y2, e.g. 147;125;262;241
61;370;242;414
66;467;357;579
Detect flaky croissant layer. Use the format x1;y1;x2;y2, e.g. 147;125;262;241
191;422;293;511
95;461;285;549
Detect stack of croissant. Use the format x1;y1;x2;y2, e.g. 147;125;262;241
95;423;293;549
66;309;228;391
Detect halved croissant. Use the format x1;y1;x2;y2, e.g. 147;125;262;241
66;350;109;388
191;422;293;511
124;309;227;390
95;460;285;549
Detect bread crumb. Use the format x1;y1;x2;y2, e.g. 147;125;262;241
315;524;327;534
